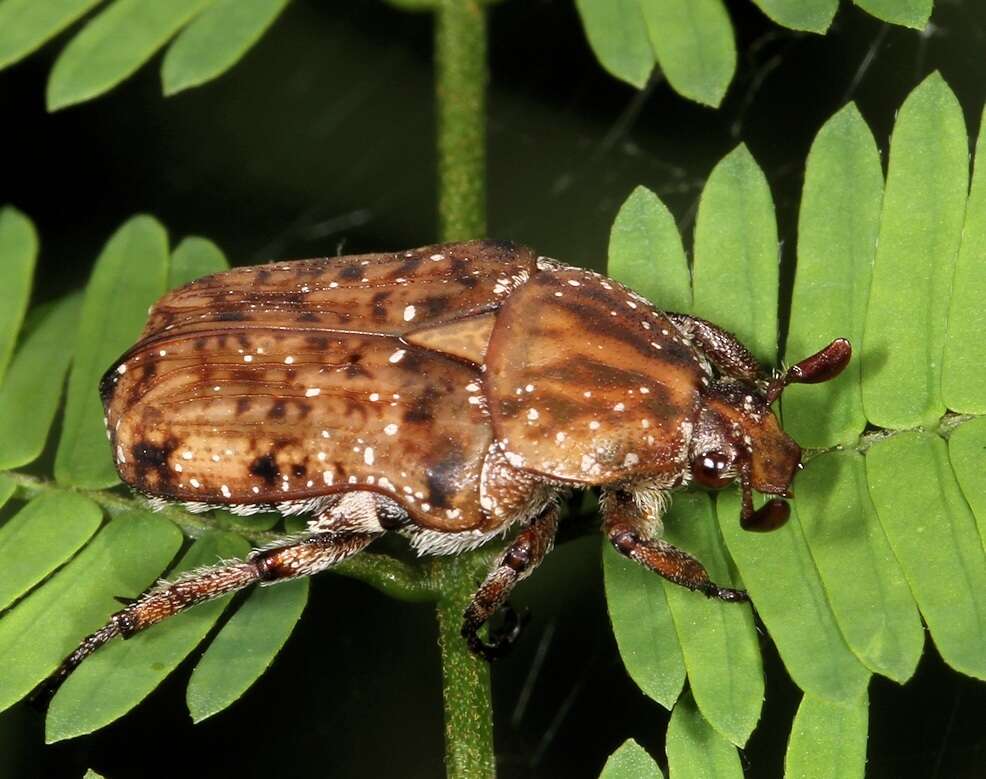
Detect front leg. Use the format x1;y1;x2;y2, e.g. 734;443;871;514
462;503;561;660
665;312;766;384
602;489;747;602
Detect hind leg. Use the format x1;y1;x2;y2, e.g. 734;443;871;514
42;492;386;697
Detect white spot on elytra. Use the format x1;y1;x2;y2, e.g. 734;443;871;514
589;420;600;430
430;253;444;261
284;355;295;364
369;393;380;401
116;364;127;374
384;423;399;435
555;432;566;443
305;388;321;397
623;453;640;467
220;484;231;498
243;354;253;362
158;349;167;357
389;349;406;364
364;447;375;465
190;478;201;488
525;384;534;392
466;382;480;392
614;403;625;412
182;451;193;460
174;463;183;473
403;305;416;321
527;408;539;421
567;279;581;287
321;430;330;438
640;387;650;394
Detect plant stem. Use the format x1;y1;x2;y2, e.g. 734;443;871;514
436;0;487;241
433;1;496;775
432;554;497;779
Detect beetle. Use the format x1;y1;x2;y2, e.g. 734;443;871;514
47;239;849;688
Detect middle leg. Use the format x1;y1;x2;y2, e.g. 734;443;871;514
601;489;747;602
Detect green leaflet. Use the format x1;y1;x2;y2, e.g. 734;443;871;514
866;432;986;680
665;692;742;779
0;511;181;714
662;493;762;746
47;530;251;742
947;417;986;548
783;692;868;779
55;215;169;489
162;0;289;96
795;452;923;683
640;0;735;108
0;206;36;385
0;474;13;510
187;578;308;723
0;492;102;612
0;294;82;470
47;0;213;110
852;0;932;29
692;145;779;365
168;235;230;289
942;105;986;413
861;73;968;429
0;0;101;70
749;0;837;33
608;186;691;313
574;0;654;89
783;104;882;448
602;541;685;709
599;738;664;779
718;491;871;702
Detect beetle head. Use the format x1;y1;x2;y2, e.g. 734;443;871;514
689;338;852;532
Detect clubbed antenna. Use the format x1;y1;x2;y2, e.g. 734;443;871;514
765;338;852;403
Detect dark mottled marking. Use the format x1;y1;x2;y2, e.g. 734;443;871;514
132;440;174;468
296;401;312;418
425;447;464;509
268;399;287;419
396;254;425;278
395;349;425;374
217;311;246;322
194;336;208;350
404;384;442;423
420;295;451;317
344;362;370;379
457;274;479;288
297;312;320;323
292;464;306;478
339;264;362;280
306;334;329;350
235;397;251;415
256;269;271;284
249;454;279;485
371;291;391;322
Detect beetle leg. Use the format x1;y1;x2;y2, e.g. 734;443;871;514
38;502;385;702
602;489;748;602
665;312;766;384
461;503;561;661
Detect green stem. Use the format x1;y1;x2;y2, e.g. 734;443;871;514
436;0;487;241
432;553;498;779
433;1;495;775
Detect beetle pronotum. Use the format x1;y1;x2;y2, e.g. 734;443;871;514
44;240;849;692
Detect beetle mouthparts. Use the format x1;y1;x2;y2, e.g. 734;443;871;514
765;338;852;403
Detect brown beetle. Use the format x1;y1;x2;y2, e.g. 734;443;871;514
48;240;849;684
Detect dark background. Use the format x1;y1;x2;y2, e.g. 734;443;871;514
1;1;985;776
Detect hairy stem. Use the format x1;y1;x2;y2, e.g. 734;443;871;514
432;553;498;779
433;0;496;775
436;0;487;241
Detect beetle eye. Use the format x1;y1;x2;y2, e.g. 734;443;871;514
692;450;734;489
